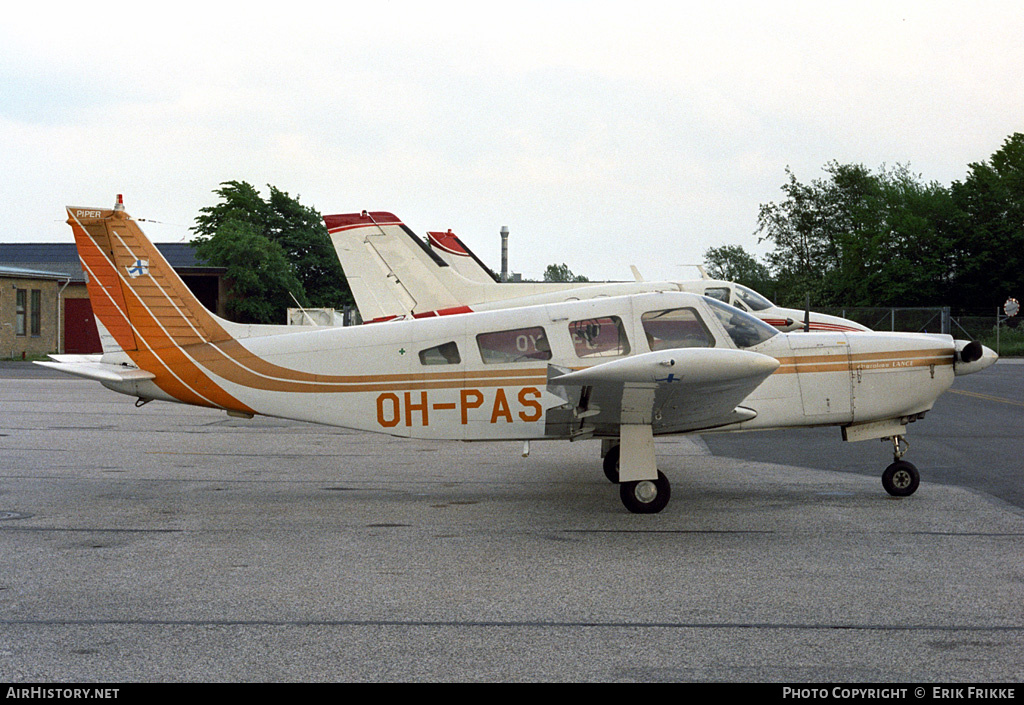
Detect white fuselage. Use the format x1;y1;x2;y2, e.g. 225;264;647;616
104;292;955;442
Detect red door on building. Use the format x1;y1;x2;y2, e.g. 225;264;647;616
64;298;102;354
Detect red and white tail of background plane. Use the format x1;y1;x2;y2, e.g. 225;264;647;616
426;229;500;284
41;198;996;514
324;211;870;333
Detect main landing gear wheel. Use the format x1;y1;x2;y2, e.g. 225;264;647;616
603;445;620;483
620;471;671;514
882;460;920;497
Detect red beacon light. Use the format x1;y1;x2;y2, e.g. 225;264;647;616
114;194;125;212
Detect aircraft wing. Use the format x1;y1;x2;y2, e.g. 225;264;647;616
546;348;779;436
35;355;157;384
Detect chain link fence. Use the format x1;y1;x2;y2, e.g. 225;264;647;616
817;306;1021;356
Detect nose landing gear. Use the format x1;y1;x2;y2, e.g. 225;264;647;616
882;435;920;497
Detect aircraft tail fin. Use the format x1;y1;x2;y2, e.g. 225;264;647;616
324;211;467;321
324;211;615;321
62;198;256;413
426;230;500;283
67;197;232;354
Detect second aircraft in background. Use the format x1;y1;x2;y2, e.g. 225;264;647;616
323;211;870;333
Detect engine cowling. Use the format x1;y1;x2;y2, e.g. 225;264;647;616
954;340;998;376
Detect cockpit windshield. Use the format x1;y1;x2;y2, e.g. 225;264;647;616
703;297;778;348
733;284;773;312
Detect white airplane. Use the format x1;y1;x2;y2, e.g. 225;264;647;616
40;198;997;514
325;211;870;333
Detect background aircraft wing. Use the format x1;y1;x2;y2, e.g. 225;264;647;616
545;348;779;435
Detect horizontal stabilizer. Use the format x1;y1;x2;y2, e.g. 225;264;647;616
35;356;156;384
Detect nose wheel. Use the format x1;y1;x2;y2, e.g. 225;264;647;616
882;436;920;497
882;460;920;496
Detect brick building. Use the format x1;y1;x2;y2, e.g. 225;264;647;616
0;266;73;359
0;243;226;358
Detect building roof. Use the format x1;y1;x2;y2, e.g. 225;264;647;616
0;264;73;281
0;242;217;282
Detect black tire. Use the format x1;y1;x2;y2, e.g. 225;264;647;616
882;460;920;497
619;471;671;514
603;445;620;483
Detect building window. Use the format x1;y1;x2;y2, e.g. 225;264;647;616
30;289;41;337
15;289;26;336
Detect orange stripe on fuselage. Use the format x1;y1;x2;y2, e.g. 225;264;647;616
183;339;547;393
74;209;955;409
772;348;954;375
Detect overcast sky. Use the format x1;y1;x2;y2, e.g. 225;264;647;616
2;1;1021;281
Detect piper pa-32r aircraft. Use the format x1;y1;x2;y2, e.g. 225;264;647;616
41;199;996;514
324;211;869;333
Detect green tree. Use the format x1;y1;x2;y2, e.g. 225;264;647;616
702;244;772;293
756;162;956;308
873;167;959;306
948;133;1024;308
264;185;352;310
543;263;589;283
191;181;352;323
193;219;305;324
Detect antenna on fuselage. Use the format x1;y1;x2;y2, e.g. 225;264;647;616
288;291;319;327
677;264;710;279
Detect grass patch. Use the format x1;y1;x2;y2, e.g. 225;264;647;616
979;325;1024;357
0;353;54;362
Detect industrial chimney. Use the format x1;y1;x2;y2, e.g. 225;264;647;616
500;226;509;282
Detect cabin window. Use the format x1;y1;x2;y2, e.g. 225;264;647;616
734;284;773;312
703;296;778;348
419;341;461;365
704;287;730;303
641;308;714;351
477;326;551;363
568;316;630;358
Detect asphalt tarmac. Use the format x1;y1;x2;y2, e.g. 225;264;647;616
704;359;1024;510
1;362;1021;682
